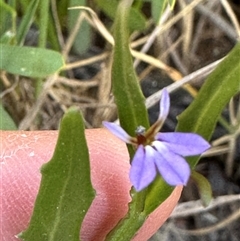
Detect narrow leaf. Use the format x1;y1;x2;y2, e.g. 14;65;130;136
68;0;91;54
151;0;168;23
191;171;212;207
144;43;240;214
105;1;150;240
0;44;64;77
0;30;15;44
19;108;95;241
177;42;240;168
0;0;16;36
16;0;40;45
38;0;50;48
96;0;146;31
111;2;149;137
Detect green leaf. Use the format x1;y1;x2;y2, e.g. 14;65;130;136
191;171;212;207
68;0;91;54
177;42;240;168
19;108;95;241
16;0;40;45
144;42;240;215
56;0;69;25
133;0;144;9
144;177;174;214
167;0;177;10
17;0;60;51
38;0;50;48
151;0;176;23
111;3;149;137
45;15;61;51
0;30;15;44
104;1;150;240
151;0;168;23
0;0;16;37
0;103;17;130
128;7;147;31
0;44;65;77
96;0;146;31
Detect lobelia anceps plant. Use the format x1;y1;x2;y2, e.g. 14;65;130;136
103;89;211;192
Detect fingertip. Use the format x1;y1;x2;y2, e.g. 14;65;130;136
1;130;181;241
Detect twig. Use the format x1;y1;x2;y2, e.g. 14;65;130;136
133;5;172;68
64;52;109;70
18;74;58;130
51;0;65;49
220;0;240;39
165;34;189;75
0;73;19;99
62;10;86;57
145;58;223;109
57;76;99;88
170;194;240;218
175;209;240;235
202;145;229;157
179;0;194;68
189;0;238;41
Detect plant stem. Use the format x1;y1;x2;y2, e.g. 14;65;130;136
105;189;148;241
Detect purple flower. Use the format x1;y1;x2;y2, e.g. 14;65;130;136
103;89;210;191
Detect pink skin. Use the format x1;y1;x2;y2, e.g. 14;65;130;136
0;129;182;241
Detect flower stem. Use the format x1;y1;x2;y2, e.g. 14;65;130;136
105;188;148;241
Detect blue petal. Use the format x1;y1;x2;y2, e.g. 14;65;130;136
158;88;170;123
153;141;190;185
130;145;157;191
103;121;132;143
156;132;210;156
